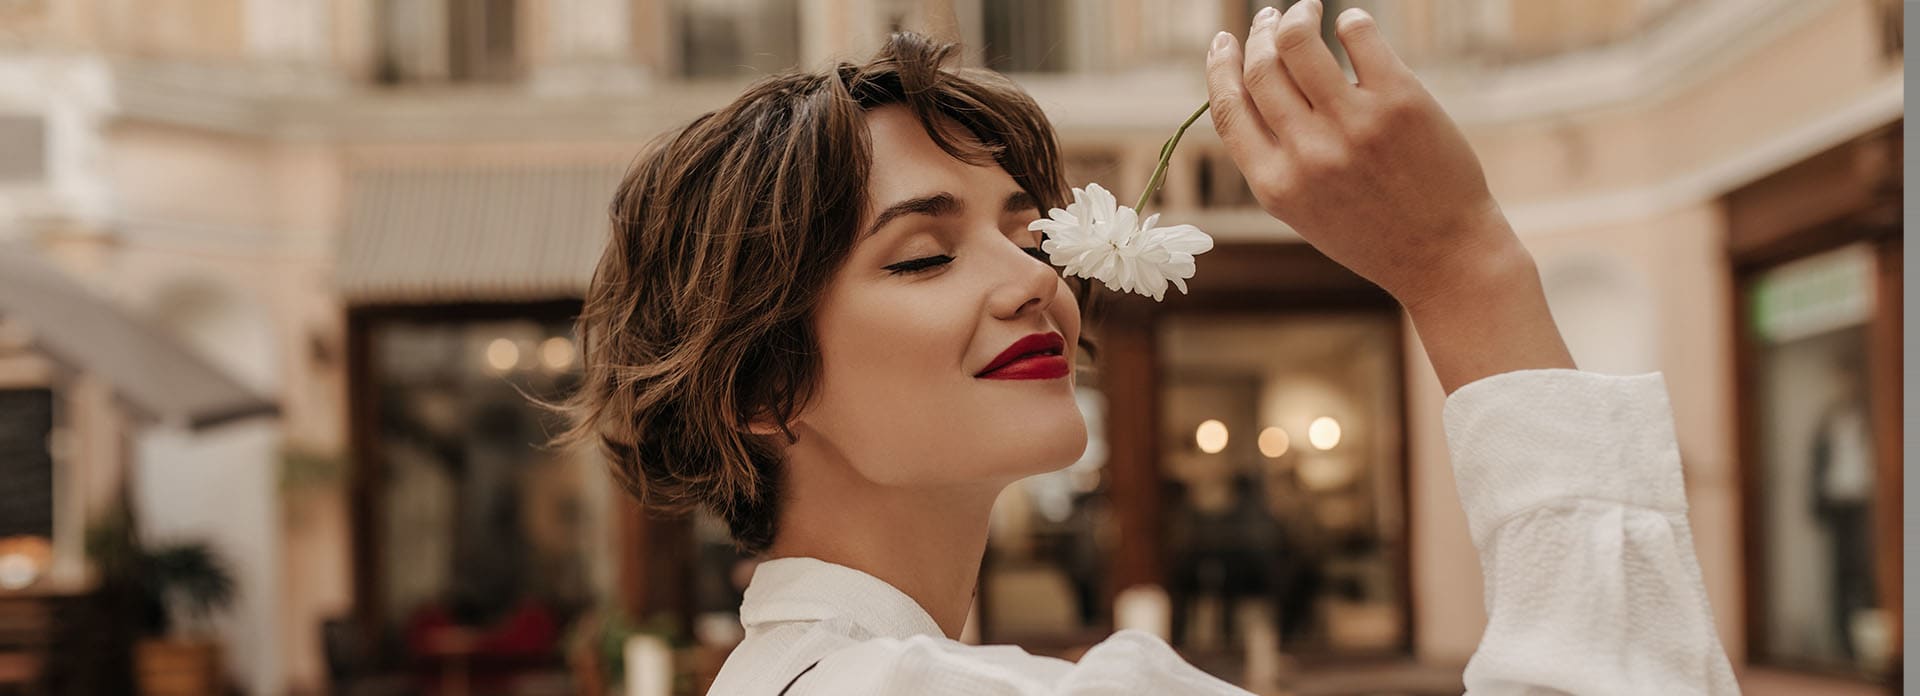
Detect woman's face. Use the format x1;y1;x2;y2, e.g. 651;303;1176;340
786;105;1087;488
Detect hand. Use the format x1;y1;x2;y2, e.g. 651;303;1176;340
1203;0;1517;310
1204;1;1574;392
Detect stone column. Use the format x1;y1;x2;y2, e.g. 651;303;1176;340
244;0;352;91
802;0;887;67
531;0;650;94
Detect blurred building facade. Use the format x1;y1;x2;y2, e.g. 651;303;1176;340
0;0;1902;694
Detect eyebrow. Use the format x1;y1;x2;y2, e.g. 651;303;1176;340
863;190;1041;241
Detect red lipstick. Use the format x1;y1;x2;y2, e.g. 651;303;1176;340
977;332;1069;380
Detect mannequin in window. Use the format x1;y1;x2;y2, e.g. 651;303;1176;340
1808;352;1876;658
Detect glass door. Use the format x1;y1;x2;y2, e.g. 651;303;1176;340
1156;313;1407;658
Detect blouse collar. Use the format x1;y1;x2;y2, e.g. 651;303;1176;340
739;556;945;641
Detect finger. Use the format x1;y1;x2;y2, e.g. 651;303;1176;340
1273;0;1351;113
1334;7;1413;91
1242;5;1310;133
1205;31;1279;163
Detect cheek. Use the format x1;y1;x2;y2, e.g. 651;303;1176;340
801;276;1088;486
811;292;967;421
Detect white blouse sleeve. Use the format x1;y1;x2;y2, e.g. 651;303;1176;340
1444;369;1740;695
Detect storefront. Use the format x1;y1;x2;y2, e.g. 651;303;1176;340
340;162;634;684
1727;123;1902;681
972;241;1413;672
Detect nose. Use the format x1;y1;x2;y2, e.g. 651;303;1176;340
987;239;1062;321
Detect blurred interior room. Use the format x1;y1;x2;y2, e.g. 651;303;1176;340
0;0;1904;694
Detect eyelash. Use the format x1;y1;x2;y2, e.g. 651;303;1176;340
885;246;1050;275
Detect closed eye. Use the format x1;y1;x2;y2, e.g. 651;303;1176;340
885;254;953;275
885;247;1048;276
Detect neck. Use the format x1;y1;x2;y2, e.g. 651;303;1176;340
766;460;1003;640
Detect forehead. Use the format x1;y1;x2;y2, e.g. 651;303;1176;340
863;106;1015;207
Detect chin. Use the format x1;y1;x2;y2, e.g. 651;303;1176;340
1014;407;1090;477
892;400;1089;487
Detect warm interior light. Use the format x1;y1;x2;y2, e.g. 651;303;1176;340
540;336;575;371
0;554;36;590
1297;457;1352;491
1195;420;1229;454
1308;416;1342;451
0;536;51;590
485;338;520;373
1258;427;1290;458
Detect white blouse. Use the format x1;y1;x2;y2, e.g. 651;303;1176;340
705;370;1741;695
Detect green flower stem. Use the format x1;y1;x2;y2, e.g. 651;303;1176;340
1134;101;1213;214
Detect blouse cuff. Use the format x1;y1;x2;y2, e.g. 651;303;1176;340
1442;368;1690;547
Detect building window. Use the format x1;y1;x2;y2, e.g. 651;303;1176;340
674;0;802;79
1158;314;1407;657
450;0;520;82
1196;151;1258;210
355;309;619;669
1745;244;1895;676
375;0;520;84
982;0;1070;73
0;389;54;543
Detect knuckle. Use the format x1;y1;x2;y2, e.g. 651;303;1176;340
1276;22;1317;52
1299;141;1351;174
1376;92;1421;124
1208;111;1238;141
1242;64;1276;94
1208;99;1241;130
1349;111;1387;145
1247;165;1296;207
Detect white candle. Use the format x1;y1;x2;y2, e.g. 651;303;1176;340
1114;584;1172;641
624;634;672;696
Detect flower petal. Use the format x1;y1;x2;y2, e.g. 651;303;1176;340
1029;183;1214;302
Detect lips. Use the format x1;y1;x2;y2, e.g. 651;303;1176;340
976;332;1068;379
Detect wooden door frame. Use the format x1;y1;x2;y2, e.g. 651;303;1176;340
1092;240;1414;656
1725;121;1902;682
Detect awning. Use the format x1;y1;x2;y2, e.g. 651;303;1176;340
337;164;629;304
0;245;278;430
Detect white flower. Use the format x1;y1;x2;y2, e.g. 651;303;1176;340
1029;183;1214;302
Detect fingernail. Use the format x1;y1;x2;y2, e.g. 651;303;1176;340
1212;31;1231;53
1255;6;1278;24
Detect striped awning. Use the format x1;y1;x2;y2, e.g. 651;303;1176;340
0;245;278;430
338;163;629;304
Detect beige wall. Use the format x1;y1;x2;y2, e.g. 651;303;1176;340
101;0;249;60
1466;1;1896;206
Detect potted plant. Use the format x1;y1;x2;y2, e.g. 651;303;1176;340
567;606;690;696
88;511;237;696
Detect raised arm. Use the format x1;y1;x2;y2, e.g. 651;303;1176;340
1200;2;1739;693
1199;0;1572;393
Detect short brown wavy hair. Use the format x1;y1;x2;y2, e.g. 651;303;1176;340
557;33;1093;554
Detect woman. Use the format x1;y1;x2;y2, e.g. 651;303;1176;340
561;2;1739;693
